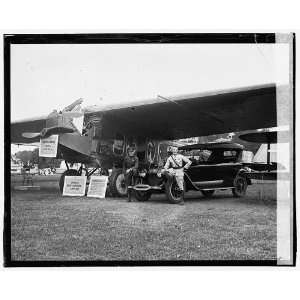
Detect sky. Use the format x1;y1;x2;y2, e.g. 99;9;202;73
10;43;290;154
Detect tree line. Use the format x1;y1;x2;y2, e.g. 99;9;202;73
14;148;62;168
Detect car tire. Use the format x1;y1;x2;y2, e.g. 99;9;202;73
165;178;183;204
232;175;248;197
134;191;151;201
201;190;215;197
109;168;127;197
59;169;80;193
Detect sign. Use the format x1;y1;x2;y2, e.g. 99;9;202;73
39;135;59;157
63;176;87;196
87;176;108;198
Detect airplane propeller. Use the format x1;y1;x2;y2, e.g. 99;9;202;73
22;132;41;139
21;98;84;140
22;126;76;140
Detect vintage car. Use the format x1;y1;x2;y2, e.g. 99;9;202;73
129;142;252;204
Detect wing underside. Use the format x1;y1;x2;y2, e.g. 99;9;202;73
11;84;284;145
93;84;281;140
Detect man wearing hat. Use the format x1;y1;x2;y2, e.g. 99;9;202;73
162;146;191;205
123;146;139;202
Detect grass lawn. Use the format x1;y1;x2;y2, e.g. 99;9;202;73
10;178;277;261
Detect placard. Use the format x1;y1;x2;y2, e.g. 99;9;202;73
87;176;108;198
63;176;87;196
39;134;59;157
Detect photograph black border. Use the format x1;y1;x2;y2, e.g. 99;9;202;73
3;33;296;267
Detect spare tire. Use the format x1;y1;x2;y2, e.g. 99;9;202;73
59;169;80;193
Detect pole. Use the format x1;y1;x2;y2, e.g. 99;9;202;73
267;142;270;172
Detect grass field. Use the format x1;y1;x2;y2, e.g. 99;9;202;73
10;176;277;261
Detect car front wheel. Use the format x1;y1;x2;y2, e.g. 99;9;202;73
165;178;183;204
232;175;248;197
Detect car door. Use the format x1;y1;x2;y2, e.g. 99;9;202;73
186;150;222;188
212;150;242;186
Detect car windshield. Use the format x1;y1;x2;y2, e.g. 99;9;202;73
208;150;238;163
180;148;239;164
180;149;211;163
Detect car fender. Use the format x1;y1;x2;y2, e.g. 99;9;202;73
183;172;199;191
161;171;195;193
161;170;174;183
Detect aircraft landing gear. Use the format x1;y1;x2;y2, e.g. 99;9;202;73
59;169;80;193
58;161;108;194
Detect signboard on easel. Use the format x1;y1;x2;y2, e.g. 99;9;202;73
39;135;59;157
87;176;108;198
63;176;87;196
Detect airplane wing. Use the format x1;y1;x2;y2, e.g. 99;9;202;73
11;83;284;145
11;99;84;145
86;83;283;140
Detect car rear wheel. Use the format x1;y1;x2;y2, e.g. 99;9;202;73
201;190;215;197
109;168;127;197
232;175;248;197
165;178;183;204
59;169;80;193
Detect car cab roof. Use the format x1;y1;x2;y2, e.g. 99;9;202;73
179;142;244;151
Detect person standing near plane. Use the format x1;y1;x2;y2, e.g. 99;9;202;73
162;146;192;205
123;146;139;202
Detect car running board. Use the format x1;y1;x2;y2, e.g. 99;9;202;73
185;173;224;191
200;187;235;191
193;180;224;186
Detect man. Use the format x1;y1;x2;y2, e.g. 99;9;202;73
162;146;192;205
123;146;139;202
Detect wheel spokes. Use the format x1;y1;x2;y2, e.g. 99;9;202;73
116;175;126;193
171;182;181;198
237;179;244;193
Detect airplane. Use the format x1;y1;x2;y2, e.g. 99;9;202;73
11;83;286;197
239;129;290;179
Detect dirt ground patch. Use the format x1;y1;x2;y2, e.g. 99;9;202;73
10;176;277;261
